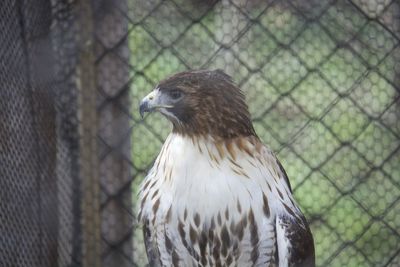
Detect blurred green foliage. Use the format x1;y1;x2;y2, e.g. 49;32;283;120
128;1;400;266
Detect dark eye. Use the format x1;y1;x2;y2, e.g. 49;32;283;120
169;90;183;100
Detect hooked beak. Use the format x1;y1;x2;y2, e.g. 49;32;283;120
139;101;149;119
139;89;173;118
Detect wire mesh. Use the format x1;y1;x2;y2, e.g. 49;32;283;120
1;0;399;266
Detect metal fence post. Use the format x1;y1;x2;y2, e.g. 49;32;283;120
93;0;134;266
76;1;102;266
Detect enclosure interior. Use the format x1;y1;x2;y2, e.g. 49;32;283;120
1;0;400;266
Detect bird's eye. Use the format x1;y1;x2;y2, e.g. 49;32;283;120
169;90;183;100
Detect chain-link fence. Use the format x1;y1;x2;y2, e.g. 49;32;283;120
1;0;399;266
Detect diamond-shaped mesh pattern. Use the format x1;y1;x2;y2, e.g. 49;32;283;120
1;0;399;266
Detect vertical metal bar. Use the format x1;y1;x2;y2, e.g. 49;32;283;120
76;0;102;266
93;0;133;265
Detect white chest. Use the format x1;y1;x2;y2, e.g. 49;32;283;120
138;134;299;266
139;134;296;225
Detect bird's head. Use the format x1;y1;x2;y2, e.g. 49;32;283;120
139;69;256;139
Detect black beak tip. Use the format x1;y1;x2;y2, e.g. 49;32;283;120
139;101;148;119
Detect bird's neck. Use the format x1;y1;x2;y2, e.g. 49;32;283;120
166;133;263;162
170;111;257;139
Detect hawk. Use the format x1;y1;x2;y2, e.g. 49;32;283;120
138;70;315;267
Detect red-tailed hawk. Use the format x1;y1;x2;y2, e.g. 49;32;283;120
138;70;315;267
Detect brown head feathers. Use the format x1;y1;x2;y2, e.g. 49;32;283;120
157;69;257;139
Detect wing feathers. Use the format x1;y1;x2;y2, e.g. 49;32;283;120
143;220;162;267
276;215;315;267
